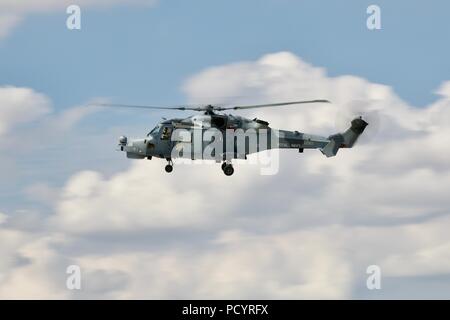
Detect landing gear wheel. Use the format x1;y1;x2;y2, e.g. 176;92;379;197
221;162;227;170
165;164;173;173
223;165;234;176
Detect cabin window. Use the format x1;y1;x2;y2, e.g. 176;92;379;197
211;115;227;129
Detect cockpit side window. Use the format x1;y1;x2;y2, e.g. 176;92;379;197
160;126;172;140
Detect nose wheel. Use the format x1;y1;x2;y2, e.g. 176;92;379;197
221;162;234;176
165;159;173;173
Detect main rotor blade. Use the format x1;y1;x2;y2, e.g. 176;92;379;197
218;99;330;110
91;103;204;111
92;100;330;112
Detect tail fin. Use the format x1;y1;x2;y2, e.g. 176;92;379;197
321;117;368;157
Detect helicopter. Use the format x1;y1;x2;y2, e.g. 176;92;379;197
101;100;368;176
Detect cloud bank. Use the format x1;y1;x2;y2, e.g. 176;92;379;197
1;52;450;298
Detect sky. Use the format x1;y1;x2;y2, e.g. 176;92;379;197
0;0;450;299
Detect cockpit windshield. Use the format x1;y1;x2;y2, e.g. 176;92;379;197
147;124;161;136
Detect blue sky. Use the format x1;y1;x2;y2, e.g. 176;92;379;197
1;0;449;109
1;0;450;299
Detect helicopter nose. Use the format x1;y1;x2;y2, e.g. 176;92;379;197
119;135;128;146
123;139;147;158
118;136;128;151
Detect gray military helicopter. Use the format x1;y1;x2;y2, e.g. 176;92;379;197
103;100;368;176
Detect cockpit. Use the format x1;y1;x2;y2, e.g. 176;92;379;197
146;122;173;140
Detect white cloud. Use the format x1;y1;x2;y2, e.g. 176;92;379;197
1;52;450;298
71;229;352;299
0;86;51;137
51;164;245;233
0;212;7;225
436;81;450;98
0;0;157;39
0;14;22;39
0;233;71;299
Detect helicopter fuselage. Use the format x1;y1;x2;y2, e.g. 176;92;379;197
118;112;344;163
